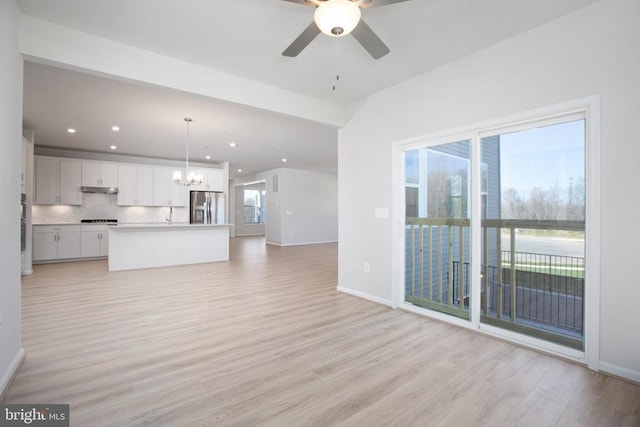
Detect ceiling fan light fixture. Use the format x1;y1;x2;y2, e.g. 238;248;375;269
314;0;361;37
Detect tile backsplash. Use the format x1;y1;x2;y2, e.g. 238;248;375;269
32;193;189;224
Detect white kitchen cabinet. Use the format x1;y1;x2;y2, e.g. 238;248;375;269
153;167;186;207
117;165;154;206
183;168;224;192
33;225;81;261
80;224;109;257
205;169;225;192
35;157;82;205
108;224;229;271
82;161;118;188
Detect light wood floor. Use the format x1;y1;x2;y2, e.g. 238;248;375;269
5;236;640;426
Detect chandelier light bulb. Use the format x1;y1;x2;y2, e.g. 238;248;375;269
173;117;205;187
314;0;361;37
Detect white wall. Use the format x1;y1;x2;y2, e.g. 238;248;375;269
0;0;24;396
260;171;282;245
258;168;338;246
19;14;344;127
338;0;640;381
233;183;266;237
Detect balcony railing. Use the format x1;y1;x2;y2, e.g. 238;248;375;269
406;218;585;349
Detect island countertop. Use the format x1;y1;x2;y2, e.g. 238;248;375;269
108;223;229;271
111;223;229;230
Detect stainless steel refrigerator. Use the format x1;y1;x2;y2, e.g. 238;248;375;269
190;191;225;224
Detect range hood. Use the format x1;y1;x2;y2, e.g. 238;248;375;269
81;186;118;194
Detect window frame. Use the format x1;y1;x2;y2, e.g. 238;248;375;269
243;188;266;225
392;96;600;369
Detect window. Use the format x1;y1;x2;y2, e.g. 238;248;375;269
243;188;266;224
398;99;598;359
480;117;586;349
404;140;471;320
404;144;470;219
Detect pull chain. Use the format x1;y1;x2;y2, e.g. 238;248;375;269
333;38;340;91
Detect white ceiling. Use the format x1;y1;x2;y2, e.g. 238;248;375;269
18;0;599;178
23;62;339;177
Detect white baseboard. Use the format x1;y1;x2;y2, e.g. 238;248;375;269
0;348;25;401
336;286;392;307
599;361;640;384
268;240;338;247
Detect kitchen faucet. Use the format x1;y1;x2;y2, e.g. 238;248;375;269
166;206;173;225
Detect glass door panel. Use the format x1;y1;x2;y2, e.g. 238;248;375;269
405;140;471;320
480;119;586;349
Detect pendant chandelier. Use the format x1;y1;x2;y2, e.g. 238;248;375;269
173;117;203;186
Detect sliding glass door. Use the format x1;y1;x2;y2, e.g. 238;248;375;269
403;112;587;350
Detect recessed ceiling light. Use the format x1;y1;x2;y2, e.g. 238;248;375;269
67;128;76;134
229;142;238;147
110;145;117;150
281;158;288;163
205;155;211;160
237;169;243;173
111;126;120;132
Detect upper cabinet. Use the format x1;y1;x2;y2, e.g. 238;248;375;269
34;157;82;205
153;167;186;207
82;161;118;188
187;168;225;192
205;169;225;192
117;165;154;206
34;155;224;207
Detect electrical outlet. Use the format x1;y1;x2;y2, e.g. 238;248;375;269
364;262;370;273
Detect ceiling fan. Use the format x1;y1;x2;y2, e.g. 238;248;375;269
281;0;411;60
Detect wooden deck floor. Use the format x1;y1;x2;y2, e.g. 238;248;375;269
5;236;640;426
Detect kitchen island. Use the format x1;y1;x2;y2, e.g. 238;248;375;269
108;223;229;271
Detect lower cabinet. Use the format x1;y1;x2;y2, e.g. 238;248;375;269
33;225;81;261
80;225;110;257
33;224;111;262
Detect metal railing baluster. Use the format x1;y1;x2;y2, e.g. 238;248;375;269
419;225;424;299
428;225;433;301
448;226;454;306
497;227;503;319
510;228;516;322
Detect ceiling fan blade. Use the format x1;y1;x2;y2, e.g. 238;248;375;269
359;0;412;8
281;0;317;5
350;19;390;59
282;22;321;57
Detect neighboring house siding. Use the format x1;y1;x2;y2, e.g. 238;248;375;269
405;138;502;304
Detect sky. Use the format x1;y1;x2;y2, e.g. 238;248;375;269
495;119;585;193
